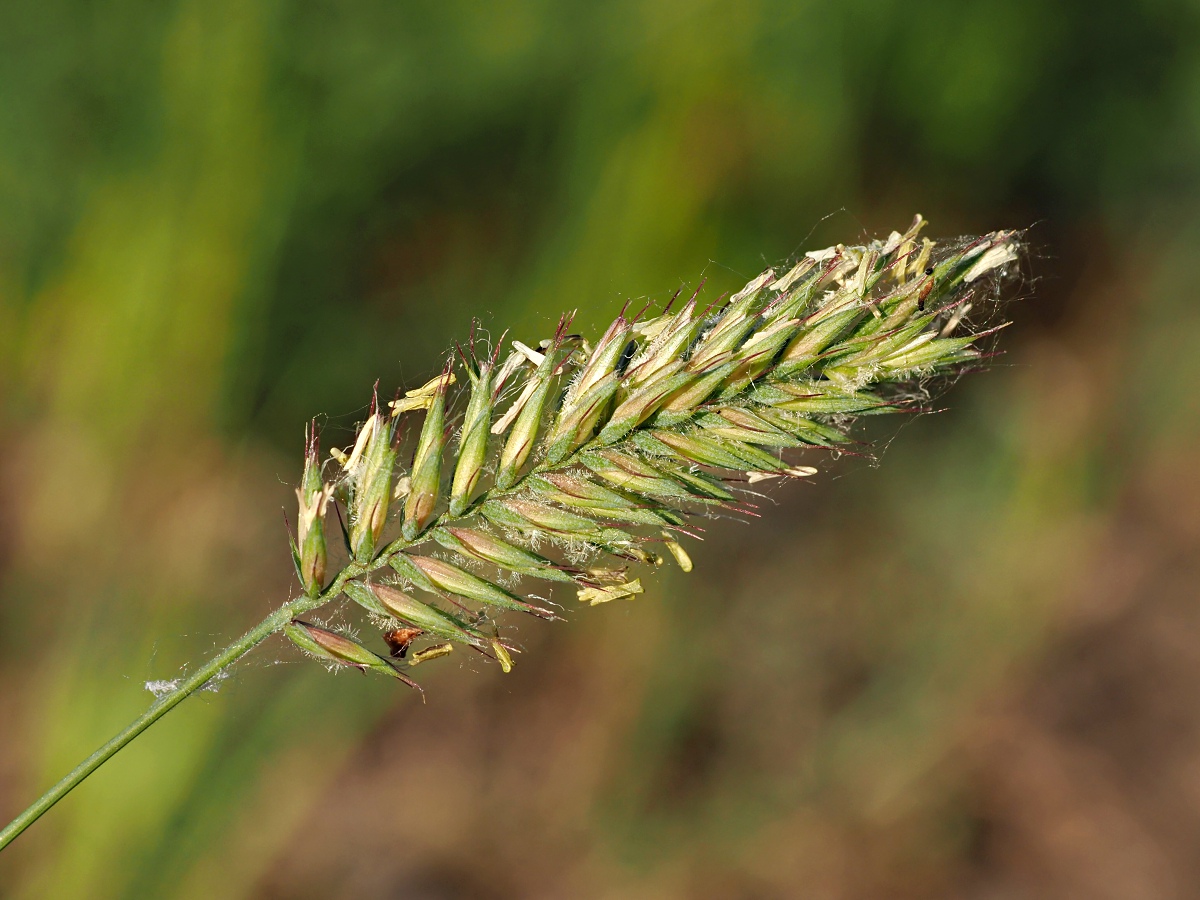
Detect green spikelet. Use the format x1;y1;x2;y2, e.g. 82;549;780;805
449;342;496;515
343;580;494;651
406;553;558;620
544;313;632;464
403;366;452;540
494;317;574;490
284;621;419;690
332;398;396;564
431;526;577;583
294;422;332;597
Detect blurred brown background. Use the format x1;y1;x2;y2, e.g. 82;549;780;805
2;1;1200;897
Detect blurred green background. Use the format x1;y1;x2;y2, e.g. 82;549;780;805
2;1;1200;897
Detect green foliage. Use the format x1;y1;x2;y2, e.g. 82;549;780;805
1;0;1197;894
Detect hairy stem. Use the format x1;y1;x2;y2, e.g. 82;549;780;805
0;566;369;852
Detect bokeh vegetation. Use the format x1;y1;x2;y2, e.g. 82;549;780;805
2;1;1199;897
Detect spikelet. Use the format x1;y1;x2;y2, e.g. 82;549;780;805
289;221;1021;689
284;620;419;690
402;364;453;540
494;316;575;490
449;335;497;515
293;422;333;597
331;389;397;563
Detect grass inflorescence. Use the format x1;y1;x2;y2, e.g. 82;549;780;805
285;217;1021;687
0;216;1021;852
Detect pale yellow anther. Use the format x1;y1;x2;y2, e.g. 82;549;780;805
631;315;671;340
896;243;913;284
339;415;377;472
490;377;539;434
408;643;453;666
511;340;545;366
584;566;629;583
577;579;644;606
728;269;775;304
772;257;815;294
746;471;780;484
389;373;456;416
893;215;928;284
748;466;817;484
905;214;927;240
964;243;1018;283
661;532;692;573
849;249;879;316
493;348;528;390
828;246;859;287
491;641;514;673
295;483;334;533
741;318;798;351
786;466;819;478
913;237;934;275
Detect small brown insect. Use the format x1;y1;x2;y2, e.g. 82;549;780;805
917;271;935;311
382;626;424;659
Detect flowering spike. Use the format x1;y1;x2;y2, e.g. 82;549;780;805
0;220;1029;852
285;221;1018;698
